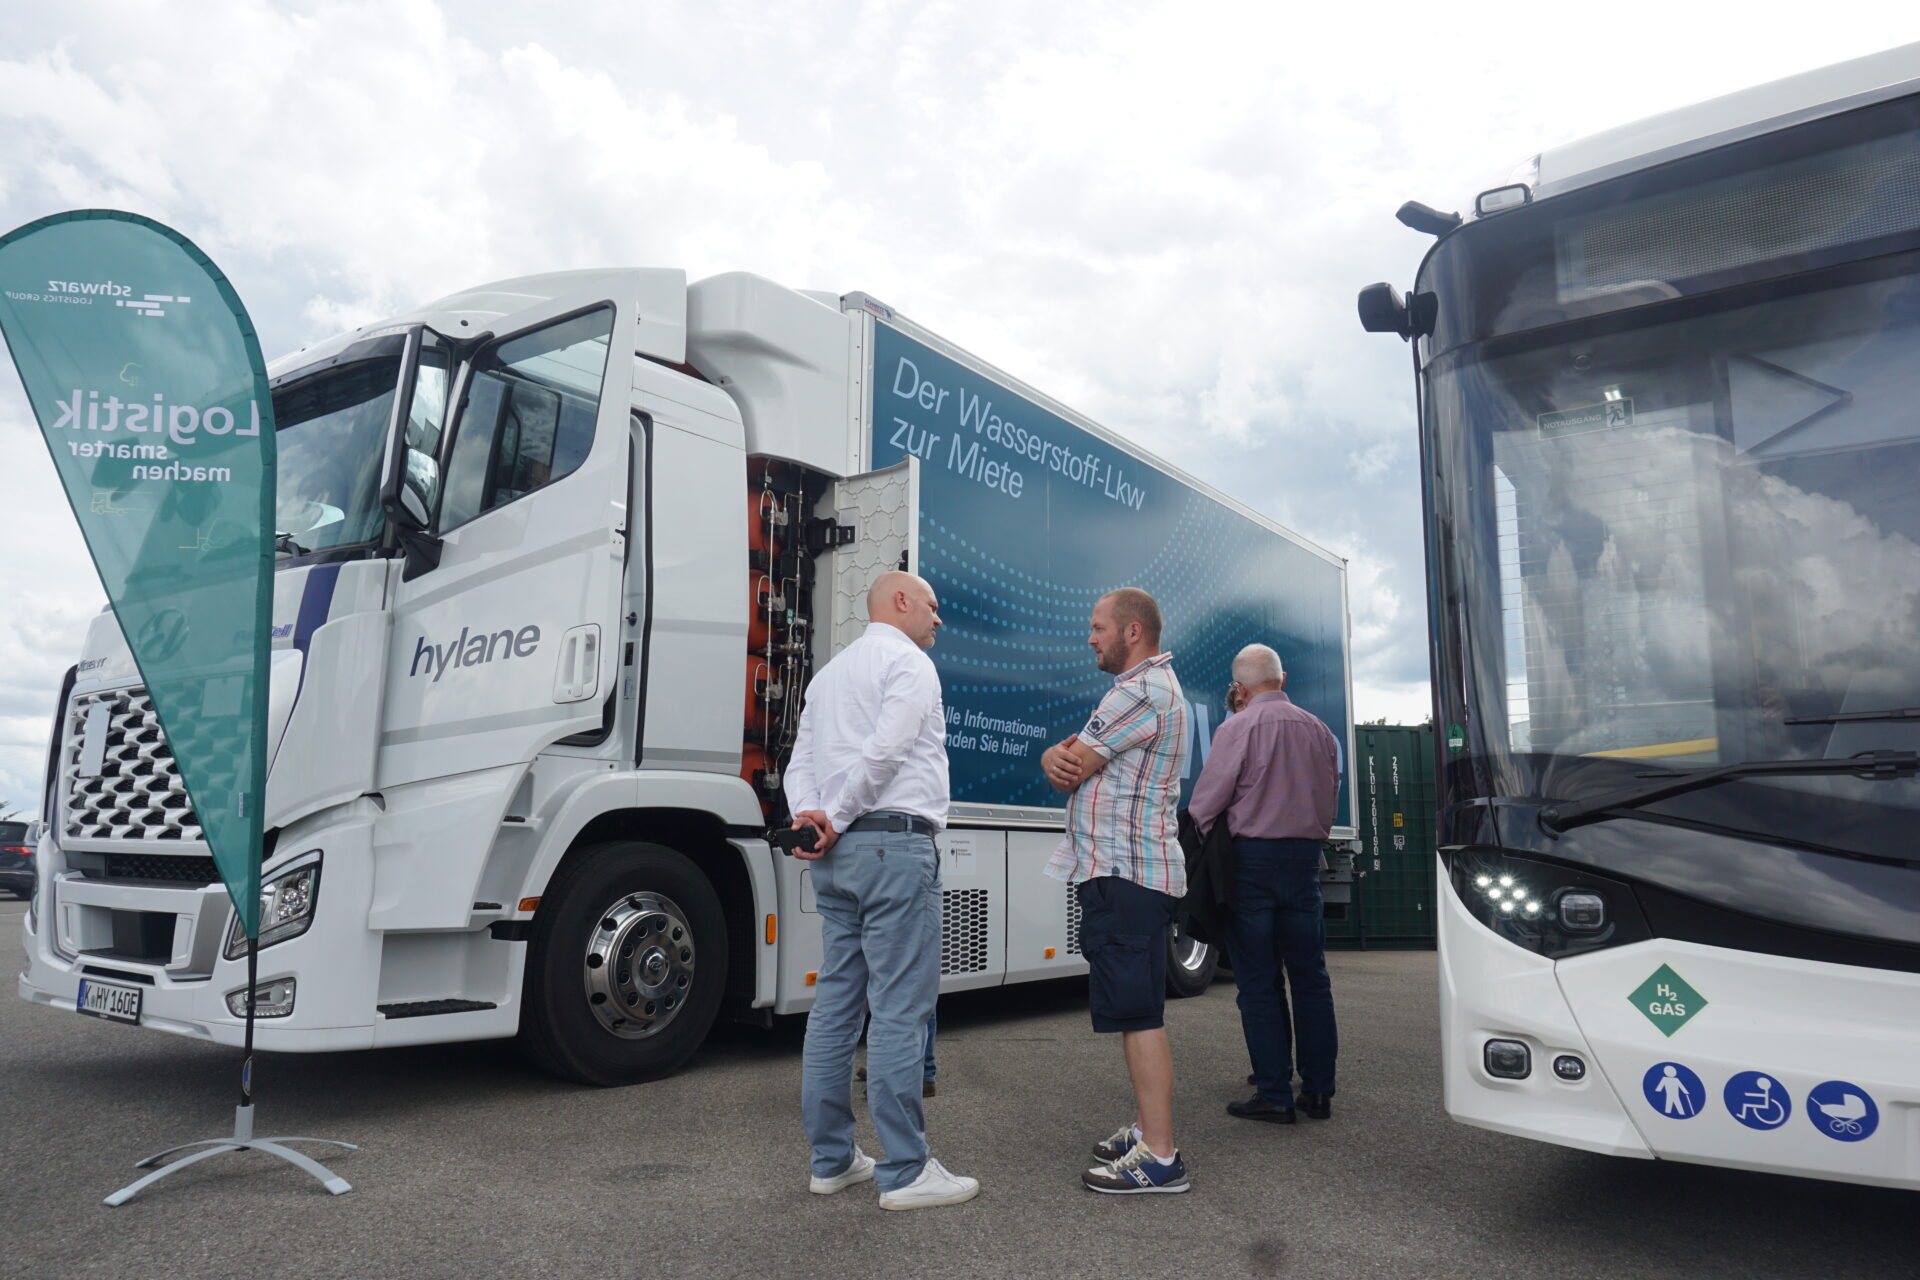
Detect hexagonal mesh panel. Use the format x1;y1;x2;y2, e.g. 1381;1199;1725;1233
103;854;220;883
63;689;201;842
941;888;989;974
1066;883;1083;955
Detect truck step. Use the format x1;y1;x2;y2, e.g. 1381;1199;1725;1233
376;999;499;1019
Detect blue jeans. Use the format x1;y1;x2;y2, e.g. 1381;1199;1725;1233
801;829;941;1191
1227;837;1337;1105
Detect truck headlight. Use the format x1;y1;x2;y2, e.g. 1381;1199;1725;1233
226;977;297;1018
226;854;322;960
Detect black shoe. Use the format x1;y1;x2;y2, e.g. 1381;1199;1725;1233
1298;1092;1332;1120
1227;1095;1297;1125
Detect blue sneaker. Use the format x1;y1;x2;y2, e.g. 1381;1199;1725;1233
1091;1122;1138;1163
1082;1143;1190;1194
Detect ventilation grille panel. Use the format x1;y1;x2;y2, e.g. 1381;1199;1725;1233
1066;885;1083;955
941;888;989;975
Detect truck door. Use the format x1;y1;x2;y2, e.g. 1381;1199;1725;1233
822;457;920;651
379;285;636;789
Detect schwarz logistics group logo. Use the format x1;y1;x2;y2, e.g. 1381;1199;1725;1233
3;277;193;319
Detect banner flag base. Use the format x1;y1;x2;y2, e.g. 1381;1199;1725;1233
103;1103;356;1206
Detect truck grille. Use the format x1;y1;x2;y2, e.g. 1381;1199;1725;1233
103;854;221;884
63;689;202;842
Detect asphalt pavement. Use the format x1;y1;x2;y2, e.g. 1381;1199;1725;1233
2;898;1911;1279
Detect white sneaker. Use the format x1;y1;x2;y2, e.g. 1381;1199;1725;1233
809;1146;876;1194
877;1156;980;1210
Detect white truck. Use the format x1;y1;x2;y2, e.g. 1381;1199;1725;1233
20;271;1355;1084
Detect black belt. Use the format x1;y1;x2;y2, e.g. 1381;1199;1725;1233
845;812;938;838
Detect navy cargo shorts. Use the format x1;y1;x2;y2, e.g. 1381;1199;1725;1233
1076;875;1181;1033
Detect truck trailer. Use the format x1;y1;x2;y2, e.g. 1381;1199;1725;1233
20;270;1355;1084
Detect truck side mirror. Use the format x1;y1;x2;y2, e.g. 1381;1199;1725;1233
379;327;450;577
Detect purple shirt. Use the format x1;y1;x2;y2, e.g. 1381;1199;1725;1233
1188;690;1339;841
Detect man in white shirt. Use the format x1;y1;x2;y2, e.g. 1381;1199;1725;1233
784;570;979;1211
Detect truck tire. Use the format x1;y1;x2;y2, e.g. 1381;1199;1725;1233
519;840;728;1086
1164;917;1219;998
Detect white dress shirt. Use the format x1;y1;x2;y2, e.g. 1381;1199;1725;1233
784;622;949;832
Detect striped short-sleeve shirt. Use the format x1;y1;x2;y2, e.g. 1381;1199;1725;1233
1046;652;1191;898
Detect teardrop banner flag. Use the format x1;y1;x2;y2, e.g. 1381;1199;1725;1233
0;210;273;937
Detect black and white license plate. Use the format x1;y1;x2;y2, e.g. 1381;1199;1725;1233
75;978;142;1025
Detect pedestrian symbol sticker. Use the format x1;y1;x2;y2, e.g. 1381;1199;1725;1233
1806;1080;1878;1142
1641;1062;1704;1119
1723;1071;1791;1130
1627;964;1707;1037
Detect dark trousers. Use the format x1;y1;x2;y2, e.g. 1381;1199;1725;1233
1226;837;1337;1105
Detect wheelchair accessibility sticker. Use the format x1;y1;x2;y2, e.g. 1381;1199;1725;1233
1723;1071;1791;1130
1641;1062;1704;1119
1806;1080;1878;1142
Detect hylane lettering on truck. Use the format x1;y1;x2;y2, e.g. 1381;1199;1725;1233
408;625;542;682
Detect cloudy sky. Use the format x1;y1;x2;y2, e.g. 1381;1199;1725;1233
1;1;1915;813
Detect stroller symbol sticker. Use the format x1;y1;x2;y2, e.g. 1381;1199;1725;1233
1806;1080;1878;1142
1724;1071;1792;1130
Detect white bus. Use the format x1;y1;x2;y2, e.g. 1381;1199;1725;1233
1361;44;1920;1190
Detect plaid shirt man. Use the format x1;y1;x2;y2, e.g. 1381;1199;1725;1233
1046;652;1191;897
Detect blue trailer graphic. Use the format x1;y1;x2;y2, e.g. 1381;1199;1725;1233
867;322;1353;825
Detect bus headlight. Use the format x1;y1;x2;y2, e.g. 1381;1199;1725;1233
1556;891;1607;932
1448;850;1646;958
225;854;322;960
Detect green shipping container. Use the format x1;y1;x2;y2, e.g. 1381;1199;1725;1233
1328;725;1438;949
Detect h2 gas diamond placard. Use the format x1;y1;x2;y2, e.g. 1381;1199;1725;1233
1629;964;1707;1037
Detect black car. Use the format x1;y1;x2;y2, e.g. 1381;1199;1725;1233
0;820;34;899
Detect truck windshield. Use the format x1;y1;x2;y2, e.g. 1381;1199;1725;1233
1424;252;1920;857
272;354;400;556
271;332;450;558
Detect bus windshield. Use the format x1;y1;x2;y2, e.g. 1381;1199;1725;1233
1425;261;1920;853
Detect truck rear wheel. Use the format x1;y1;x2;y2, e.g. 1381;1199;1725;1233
1164;918;1219;998
519;841;728;1086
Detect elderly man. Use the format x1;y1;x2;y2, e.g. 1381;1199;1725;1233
784;571;979;1210
1042;587;1192;1194
1189;643;1341;1124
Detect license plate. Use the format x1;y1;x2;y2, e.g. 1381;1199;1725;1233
76;978;143;1025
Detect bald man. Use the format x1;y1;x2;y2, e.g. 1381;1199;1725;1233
783;572;978;1211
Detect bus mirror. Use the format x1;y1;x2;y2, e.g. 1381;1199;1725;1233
1357;283;1410;339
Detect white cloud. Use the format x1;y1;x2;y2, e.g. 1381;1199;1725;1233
2;1;1916;801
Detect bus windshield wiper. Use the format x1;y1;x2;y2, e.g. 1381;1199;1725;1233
1785;707;1920;725
1541;750;1919;834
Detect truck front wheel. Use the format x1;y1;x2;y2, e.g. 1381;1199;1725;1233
1164;918;1219;998
519;841;728;1086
